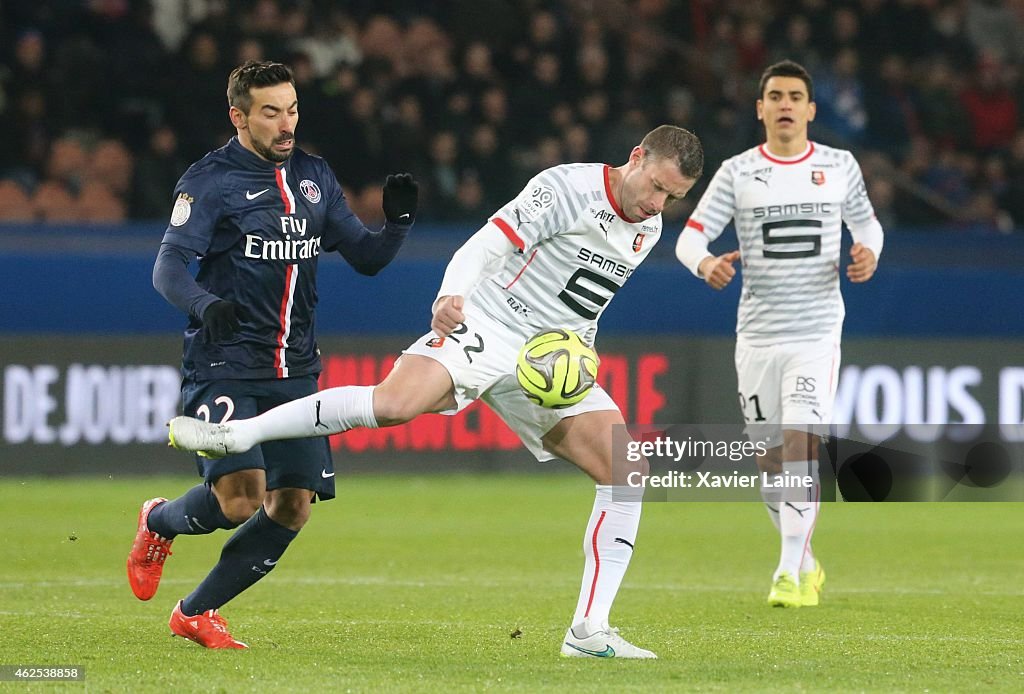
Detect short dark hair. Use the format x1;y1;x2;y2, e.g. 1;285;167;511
758;60;814;101
640;125;704;180
227;60;295;114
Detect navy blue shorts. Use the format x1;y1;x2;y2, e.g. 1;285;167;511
181;375;335;501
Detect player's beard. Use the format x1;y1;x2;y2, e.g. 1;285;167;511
253;133;294;163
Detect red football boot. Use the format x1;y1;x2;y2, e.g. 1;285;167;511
126;497;173;600
169;600;248;649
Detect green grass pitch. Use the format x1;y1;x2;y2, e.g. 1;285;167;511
1;473;1022;692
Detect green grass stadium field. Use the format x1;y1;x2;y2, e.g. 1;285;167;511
1;473;1022;692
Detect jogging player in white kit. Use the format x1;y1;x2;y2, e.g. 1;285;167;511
676;61;883;608
169;125;704;658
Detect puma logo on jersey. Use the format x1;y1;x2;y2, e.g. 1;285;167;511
599;222;609;238
755;175;770;186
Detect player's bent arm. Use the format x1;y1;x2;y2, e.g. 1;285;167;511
675;227;713;278
433;220;519;311
326;217;410;276
152;242;220;319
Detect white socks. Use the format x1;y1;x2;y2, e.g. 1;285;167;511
773;460;820;581
571;485;643;629
229;385;378;451
760;479;782;531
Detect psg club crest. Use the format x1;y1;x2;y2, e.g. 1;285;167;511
299;179;321;203
632;233;645;253
811;170;826;186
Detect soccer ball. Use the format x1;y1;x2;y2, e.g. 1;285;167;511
516;329;599;409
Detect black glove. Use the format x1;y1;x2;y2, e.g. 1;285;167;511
382;173;419;224
202;300;243;343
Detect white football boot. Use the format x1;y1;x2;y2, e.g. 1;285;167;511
167;416;236;459
560;619;657;659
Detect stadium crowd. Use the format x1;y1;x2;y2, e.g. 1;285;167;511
0;0;1022;231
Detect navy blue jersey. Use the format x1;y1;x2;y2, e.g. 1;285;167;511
161;137;406;381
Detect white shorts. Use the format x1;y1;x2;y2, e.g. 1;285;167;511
735;334;841;448
402;304;619;461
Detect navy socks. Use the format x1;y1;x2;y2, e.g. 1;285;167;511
147;484;237;539
181;507;298;615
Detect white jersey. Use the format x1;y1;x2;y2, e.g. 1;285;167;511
686;142;880;346
470;163;662;344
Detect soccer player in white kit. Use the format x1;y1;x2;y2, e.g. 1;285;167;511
169;125;704;657
675;61;884;608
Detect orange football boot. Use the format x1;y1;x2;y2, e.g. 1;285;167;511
126;497;173;600
169;600;248;649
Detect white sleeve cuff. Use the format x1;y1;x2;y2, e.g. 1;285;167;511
675;227;713;278
849;217;884;262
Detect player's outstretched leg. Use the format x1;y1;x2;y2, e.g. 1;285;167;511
168;385;379;456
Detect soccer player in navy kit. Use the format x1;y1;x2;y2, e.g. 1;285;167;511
126;61;418;648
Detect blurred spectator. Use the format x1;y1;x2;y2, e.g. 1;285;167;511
46;137;88;190
423;131;461;217
511;52;564;141
31;181;77;223
0;180;34;222
769;15;824;75
1002;131;1024;226
132;125;187;220
0;88;52;186
867;177;898;229
459;41;499;99
814;48;869;144
173;32;231;161
87;139;134;198
916;59;967;149
330;86;386;189
77;181;126;223
960;53;1019;152
451;171;490;220
865;54;918;159
965;0;1024;65
290;11;360;78
465;123;508;210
